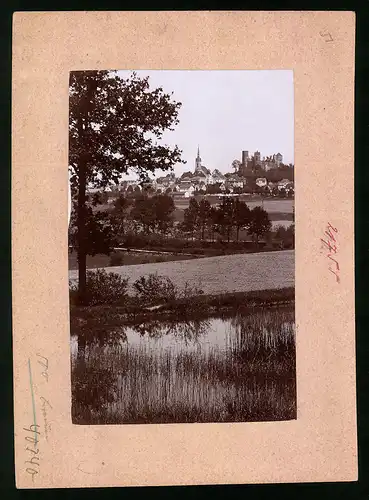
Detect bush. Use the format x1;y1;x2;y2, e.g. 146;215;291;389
132;274;204;306
133;274;177;305
70;269;129;306
178;281;204;300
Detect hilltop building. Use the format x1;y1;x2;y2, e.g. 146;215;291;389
238;149;286;175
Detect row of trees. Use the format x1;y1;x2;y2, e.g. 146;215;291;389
180;197;271;243
69;193;276;262
110;194;273;244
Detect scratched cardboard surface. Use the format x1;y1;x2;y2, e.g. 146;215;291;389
12;11;356;488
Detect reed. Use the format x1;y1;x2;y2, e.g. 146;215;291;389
71;307;296;424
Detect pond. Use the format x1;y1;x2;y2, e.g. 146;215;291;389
71;306;296;424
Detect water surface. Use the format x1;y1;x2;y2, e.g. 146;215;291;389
71;306;296;424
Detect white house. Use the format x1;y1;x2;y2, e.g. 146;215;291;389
209;169;226;185
229;174;244;188
184;185;195;198
277;179;291;190
178;181;195;197
256;177;268;188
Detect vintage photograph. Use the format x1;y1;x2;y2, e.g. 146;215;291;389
68;69;295;425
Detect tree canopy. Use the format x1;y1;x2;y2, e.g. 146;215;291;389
69;70;184;190
69;70;184;303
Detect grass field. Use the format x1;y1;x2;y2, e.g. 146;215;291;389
68;250;196;271
69;250;294;296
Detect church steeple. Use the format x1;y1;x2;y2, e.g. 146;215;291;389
195;146;202;171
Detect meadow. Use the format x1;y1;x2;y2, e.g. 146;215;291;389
69;250;294;296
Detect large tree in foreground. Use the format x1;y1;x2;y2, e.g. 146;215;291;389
69;70;184;304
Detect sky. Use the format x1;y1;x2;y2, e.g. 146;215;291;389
117;70;294;179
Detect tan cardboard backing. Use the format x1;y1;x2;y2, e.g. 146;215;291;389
12;11;356;488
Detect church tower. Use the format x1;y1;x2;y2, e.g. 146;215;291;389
195;146;202;172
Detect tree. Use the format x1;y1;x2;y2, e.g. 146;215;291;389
216;197;235;242
181;198;199;239
130;194;175;235
248;206;272;246
69;206;119;257
232;159;241;173
198;198;211;240
111;194;132;239
90;190;109;205
152;194;175;235
69;70;183;303
233;199;251;242
207;206;219;242
206;183;222;195
274;224;294;249
142;184;155;196
130;195;153;233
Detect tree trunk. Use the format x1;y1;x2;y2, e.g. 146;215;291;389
77;334;87;362
77;162;87;305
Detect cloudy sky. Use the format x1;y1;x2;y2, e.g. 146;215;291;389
117;70;294;178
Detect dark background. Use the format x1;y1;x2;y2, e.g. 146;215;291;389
1;2;368;498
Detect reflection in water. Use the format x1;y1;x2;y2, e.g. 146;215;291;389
130;317;211;345
71;307;296;424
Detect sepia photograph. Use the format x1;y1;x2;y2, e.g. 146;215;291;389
68;69;295;425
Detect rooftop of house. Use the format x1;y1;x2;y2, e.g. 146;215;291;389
195;165;211;176
212;169;225;178
179;181;193;189
181;171;193;179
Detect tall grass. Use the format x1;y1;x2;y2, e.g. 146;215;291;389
71;307;296;424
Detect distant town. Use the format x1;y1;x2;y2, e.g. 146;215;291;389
88;148;295;200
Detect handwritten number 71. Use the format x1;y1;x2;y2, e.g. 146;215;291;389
320;30;334;42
